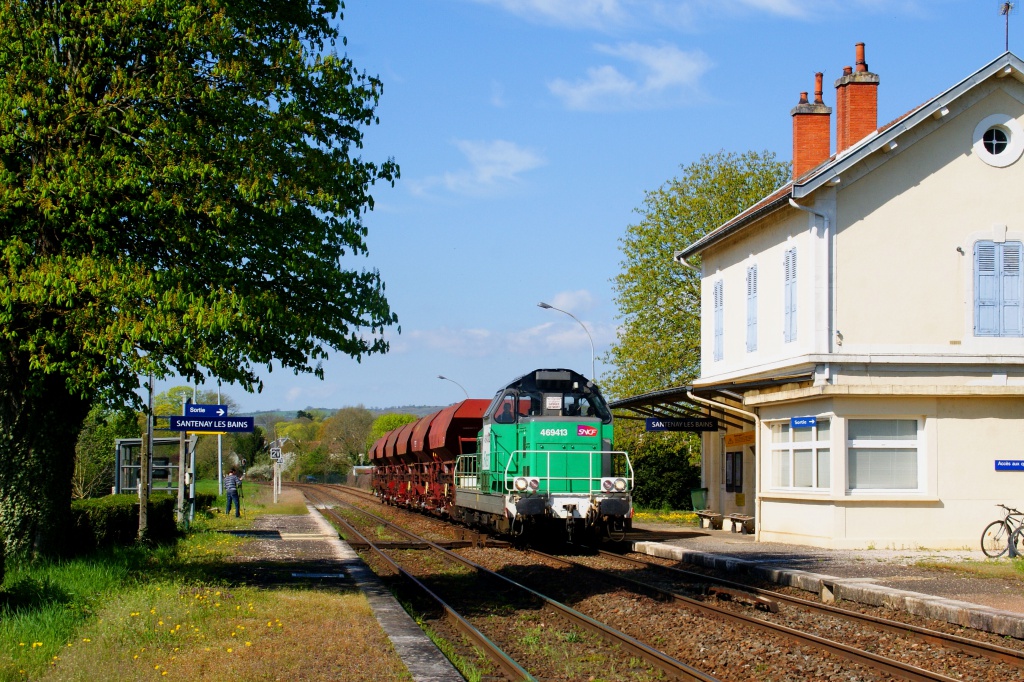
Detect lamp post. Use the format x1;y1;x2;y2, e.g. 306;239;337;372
538;301;596;381
437;375;470;399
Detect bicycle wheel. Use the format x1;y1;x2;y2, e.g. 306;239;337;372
981;520;1011;557
1011;526;1024;558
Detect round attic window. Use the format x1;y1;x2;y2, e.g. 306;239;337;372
974;114;1024;167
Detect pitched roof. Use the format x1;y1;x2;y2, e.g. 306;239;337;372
675;51;1024;263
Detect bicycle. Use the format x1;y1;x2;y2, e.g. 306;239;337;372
980;504;1024;557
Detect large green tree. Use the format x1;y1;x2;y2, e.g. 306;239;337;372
73;404;141;499
0;0;398;564
604;150;790;399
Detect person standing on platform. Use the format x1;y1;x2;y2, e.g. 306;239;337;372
225;468;242;517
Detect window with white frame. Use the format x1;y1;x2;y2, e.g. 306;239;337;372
783;248;797;343
975;240;1023;337
713;279;724;361
746;265;757;352
770;418;830;490
846;419;920;490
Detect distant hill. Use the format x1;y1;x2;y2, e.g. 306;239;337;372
252;405;448;420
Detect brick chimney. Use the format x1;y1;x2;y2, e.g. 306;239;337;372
835;42;879;153
791;72;831;180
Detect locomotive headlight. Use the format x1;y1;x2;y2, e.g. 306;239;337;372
528;478;540;491
514;477;528;491
601;479;614;492
613;478;627;492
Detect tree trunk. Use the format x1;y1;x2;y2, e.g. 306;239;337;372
0;353;91;573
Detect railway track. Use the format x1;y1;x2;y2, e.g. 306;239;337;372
302;484;1021;680
300;484;714;681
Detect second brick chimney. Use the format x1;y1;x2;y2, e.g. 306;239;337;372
835;42;879;153
791;72;831;180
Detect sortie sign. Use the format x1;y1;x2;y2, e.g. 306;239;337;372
168;416;255;433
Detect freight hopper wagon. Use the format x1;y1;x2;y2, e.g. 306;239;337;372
371;369;634;541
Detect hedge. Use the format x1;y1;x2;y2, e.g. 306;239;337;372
69;494;178;554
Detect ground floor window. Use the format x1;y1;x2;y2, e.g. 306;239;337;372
847;419;919;490
770;418;831;490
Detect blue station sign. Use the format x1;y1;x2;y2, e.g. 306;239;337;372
995;460;1024;471
790;416;817;428
645;418;718;432
185;403;229;417
169;416;254;433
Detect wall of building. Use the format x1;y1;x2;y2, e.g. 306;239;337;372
835;84;1024;355
753;392;1024;549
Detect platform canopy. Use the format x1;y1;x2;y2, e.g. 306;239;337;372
608;373;813;431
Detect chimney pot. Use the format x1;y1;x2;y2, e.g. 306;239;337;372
835;42;879;153
855;42;867;72
814;72;824;104
791;75;831;180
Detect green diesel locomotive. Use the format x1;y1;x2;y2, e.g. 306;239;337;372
371;368;633;541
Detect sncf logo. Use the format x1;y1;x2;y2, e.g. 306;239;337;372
577;425;598;437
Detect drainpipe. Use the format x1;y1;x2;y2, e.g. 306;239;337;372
687;390;762;541
788;198;835;354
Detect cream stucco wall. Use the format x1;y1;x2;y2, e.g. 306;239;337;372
835;84;1024;356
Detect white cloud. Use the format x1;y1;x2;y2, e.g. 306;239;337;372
543;289;597;313
469;0;926;30
549;42;712;110
468;0;628;29
409;139;546;197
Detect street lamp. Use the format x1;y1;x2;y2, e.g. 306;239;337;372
437;374;470;399
538;301;596;381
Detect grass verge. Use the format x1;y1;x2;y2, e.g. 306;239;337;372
913;557;1024;582
632;508;699;526
1;491;407;682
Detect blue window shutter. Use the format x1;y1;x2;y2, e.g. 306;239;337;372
784;249;797;343
713;279;723;361
1002;242;1022;336
746;266;757;352
976;242;999;336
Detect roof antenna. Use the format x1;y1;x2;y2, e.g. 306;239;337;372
1001;2;1017;52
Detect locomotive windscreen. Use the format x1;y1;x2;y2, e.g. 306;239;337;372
535;370;573;389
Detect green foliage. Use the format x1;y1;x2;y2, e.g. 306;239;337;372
0;0;398;562
319;406;374;460
604;150;790;399
615;420;701;509
367;413;418;451
73;405;141;499
232;426;267;468
69;495;177;554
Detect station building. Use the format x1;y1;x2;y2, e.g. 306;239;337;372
613;45;1024;549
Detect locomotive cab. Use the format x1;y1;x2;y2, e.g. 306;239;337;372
458;369;633;539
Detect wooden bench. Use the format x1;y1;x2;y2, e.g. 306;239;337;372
726;514;755;534
695;510;723;530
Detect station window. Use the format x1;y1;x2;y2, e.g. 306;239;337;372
770;418;830;490
846;419;920;491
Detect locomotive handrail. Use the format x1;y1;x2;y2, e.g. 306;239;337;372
502;449;633;494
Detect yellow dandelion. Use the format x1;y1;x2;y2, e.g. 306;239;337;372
134;655;139;660
158;621;164;626
161;673;167;677
245;642;251;647
214;591;221;596
82;638;91;643
155;664;160;669
226;648;233;653
18;643;24;647
266;622;272;627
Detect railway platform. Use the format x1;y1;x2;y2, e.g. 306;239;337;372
235;505;462;682
629;521;1024;638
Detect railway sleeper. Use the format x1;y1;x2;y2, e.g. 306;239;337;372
708;585;780;613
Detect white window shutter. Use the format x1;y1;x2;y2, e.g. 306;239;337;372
713;279;724;361
746;265;757;352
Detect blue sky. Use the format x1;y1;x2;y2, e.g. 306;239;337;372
175;0;1017;413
